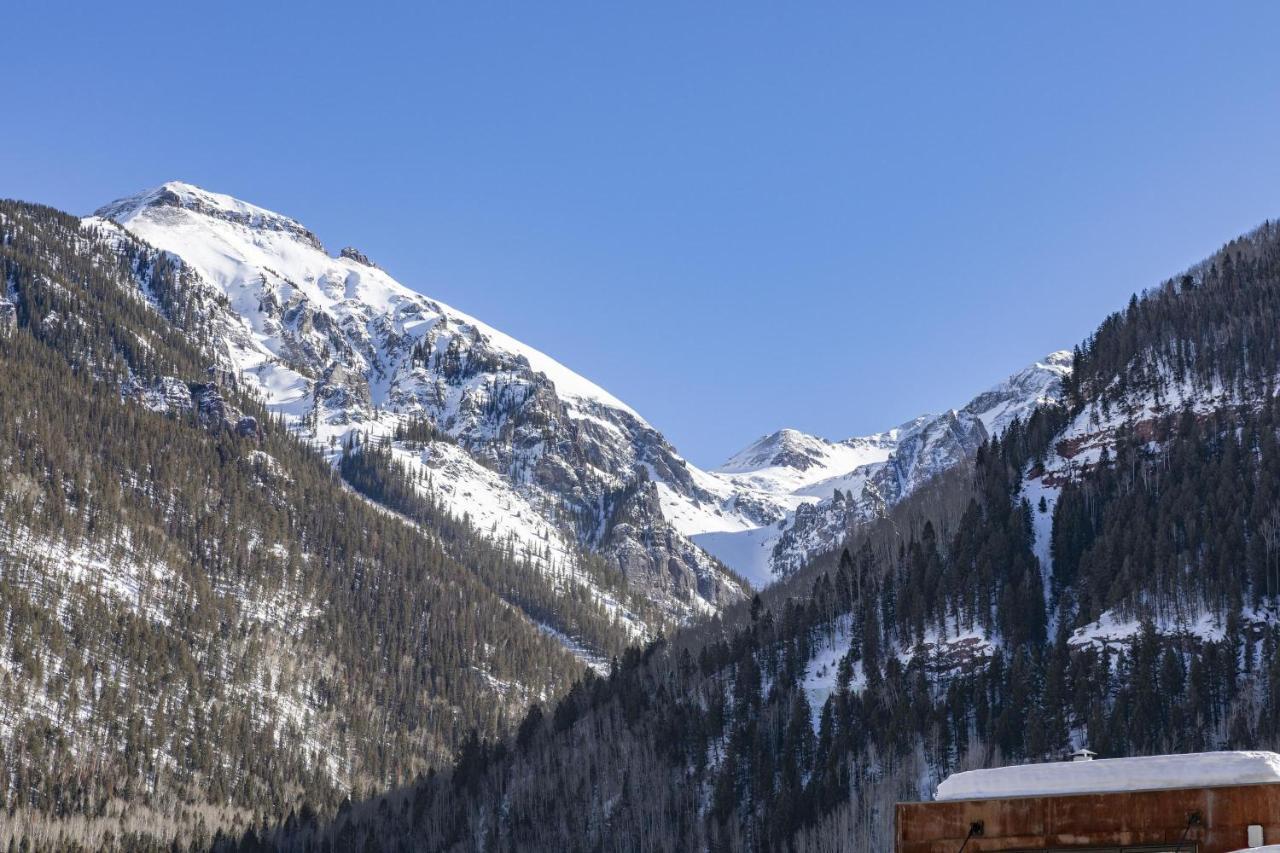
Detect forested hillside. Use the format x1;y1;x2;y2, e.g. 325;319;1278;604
337;434;664;666
248;218;1280;852
0;202;608;851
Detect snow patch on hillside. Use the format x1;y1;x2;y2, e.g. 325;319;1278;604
692;526;780;589
803;616;862;716
391;441;577;570
0;526;180;627
387;440;646;639
1069;605;1279;649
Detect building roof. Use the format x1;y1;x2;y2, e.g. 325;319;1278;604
935;750;1280;801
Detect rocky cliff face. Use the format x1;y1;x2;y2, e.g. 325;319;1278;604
94;182;746;620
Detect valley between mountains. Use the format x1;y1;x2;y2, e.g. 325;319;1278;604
7;183;1280;851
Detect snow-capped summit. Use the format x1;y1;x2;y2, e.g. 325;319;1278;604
96;181;326;250
961;349;1072;437
94;181;638;418
92;181;743;621
674;353;1074;584
718;428;834;474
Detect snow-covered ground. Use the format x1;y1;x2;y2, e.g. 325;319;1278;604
802;616;863;717
692;526;781;589
387;441;646;641
799;614;995;725
1020;469;1061;632
0;524;181;628
1069;605;1278;649
1037;368;1246;486
0;522;344;782
390;442;578;571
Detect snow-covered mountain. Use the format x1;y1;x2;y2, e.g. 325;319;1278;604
671;352;1074;583
91;181;1073;606
93;182;746;621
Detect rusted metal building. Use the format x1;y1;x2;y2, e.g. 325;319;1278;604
896;751;1280;853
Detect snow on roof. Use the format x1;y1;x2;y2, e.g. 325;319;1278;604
935;751;1280;801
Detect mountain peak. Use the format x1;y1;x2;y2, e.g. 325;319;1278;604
94;181;325;251
959;350;1073;438
717;427;836;474
1042;349;1074;369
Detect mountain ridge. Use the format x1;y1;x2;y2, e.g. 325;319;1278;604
92;180;1072;611
681;349;1073;581
93;181;744;627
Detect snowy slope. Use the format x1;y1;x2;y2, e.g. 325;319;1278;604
95;182;747;621
716;427;904;493
678;352;1073;584
95;183;635;420
1018;360;1272;640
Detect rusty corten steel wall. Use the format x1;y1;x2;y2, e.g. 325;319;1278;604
895;782;1280;852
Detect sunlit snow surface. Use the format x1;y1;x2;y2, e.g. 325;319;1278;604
936;751;1280;800
97;182;636;419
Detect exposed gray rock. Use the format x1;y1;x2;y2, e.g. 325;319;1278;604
339;246;377;267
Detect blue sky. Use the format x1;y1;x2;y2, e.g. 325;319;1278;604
7;3;1280;465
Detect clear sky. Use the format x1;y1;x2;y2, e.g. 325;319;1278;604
7;3;1280;466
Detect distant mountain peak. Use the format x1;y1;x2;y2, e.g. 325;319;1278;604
960;350;1073;438
1043;349;1073;368
717;427;837;474
685;351;1074;583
